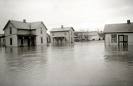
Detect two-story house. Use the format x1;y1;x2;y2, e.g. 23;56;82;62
3;19;47;47
50;25;75;45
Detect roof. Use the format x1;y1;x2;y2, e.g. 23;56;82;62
104;23;133;33
75;31;98;33
30;22;48;30
3;20;47;30
50;27;74;32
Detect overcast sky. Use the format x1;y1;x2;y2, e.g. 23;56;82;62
0;0;133;33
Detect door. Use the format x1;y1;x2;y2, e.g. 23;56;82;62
118;35;128;46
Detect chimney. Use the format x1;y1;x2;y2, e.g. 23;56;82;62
61;25;63;28
127;20;131;24
23;19;26;23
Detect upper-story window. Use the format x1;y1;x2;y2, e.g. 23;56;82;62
10;38;12;45
41;37;43;44
41;28;43;34
9;27;12;34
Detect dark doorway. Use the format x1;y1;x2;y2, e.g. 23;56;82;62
118;35;128;46
18;35;36;47
53;37;66;45
28;37;30;46
10;38;12;45
31;37;36;46
21;38;23;47
28;37;36;46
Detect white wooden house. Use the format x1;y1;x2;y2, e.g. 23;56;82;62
104;20;133;46
3;19;47;47
50;25;75;45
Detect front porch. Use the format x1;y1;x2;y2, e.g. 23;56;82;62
17;35;36;47
52;37;67;45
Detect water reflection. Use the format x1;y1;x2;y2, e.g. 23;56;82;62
104;45;133;63
5;46;48;72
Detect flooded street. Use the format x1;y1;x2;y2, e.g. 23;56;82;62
0;41;133;86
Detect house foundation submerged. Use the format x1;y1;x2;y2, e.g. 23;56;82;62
50;25;75;45
17;35;36;47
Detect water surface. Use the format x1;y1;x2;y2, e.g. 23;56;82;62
0;41;133;86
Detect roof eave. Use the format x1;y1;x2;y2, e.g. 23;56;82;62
3;20;17;31
50;30;70;32
104;32;133;34
41;22;48;30
3;20;10;31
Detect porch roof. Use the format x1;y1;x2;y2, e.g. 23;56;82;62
17;34;36;37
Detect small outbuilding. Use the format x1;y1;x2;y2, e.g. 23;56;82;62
104;20;133;46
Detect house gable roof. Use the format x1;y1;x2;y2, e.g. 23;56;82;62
104;23;133;33
3;20;47;30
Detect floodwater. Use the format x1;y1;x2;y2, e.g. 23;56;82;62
0;41;133;86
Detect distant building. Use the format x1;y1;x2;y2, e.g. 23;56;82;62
74;31;89;41
104;20;133;46
3;19;47;47
50;25;75;45
74;31;103;42
98;31;104;40
88;31;103;40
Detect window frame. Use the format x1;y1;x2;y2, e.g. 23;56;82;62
41;28;43;34
111;34;117;43
41;37;43;44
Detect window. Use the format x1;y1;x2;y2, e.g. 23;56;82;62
10;27;12;34
111;34;117;43
10;38;12;45
41;37;43;44
41;28;43;34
